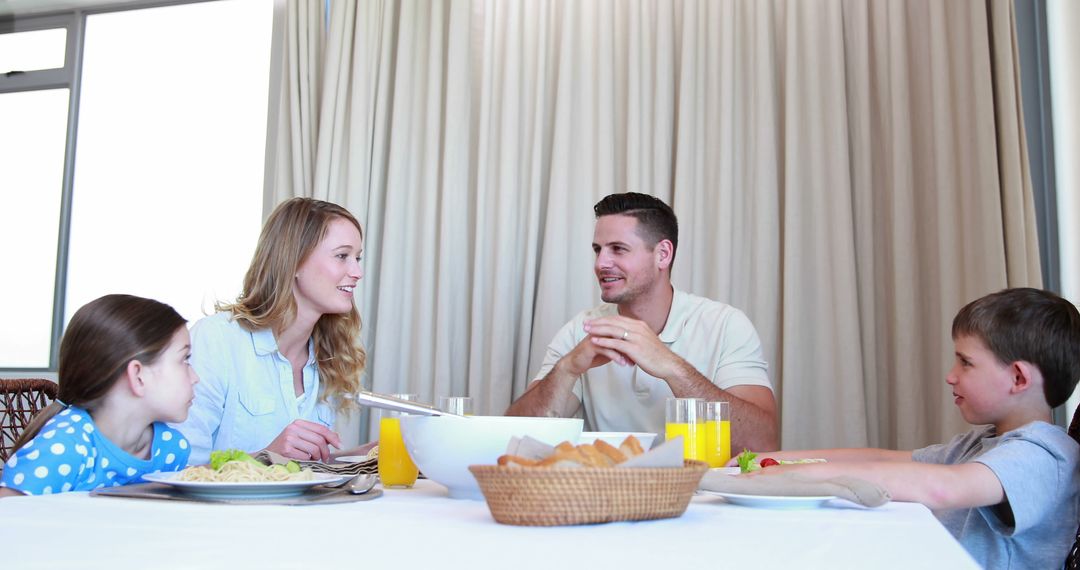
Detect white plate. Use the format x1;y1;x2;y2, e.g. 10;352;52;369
703;490;836;509
142;471;349;500
709;467;741;476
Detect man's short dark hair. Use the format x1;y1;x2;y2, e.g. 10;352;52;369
593;192;679;264
952;287;1080;408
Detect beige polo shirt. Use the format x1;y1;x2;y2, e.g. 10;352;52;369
532;289;772;433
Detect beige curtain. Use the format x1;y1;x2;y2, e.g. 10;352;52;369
271;0;1040;450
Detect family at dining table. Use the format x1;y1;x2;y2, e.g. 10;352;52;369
2;192;1078;569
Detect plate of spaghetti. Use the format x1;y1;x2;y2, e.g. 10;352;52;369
144;450;350;499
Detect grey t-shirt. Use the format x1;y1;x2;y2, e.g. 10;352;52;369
913;421;1079;570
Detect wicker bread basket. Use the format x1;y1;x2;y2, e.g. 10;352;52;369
468;460;708;526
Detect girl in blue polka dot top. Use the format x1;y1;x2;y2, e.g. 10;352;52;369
0;294;199;496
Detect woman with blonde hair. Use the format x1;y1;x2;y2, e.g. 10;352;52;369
177;197;368;464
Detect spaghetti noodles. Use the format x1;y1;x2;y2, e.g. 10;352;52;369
176;460;314;483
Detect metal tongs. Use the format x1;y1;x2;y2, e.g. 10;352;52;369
351;390;464;417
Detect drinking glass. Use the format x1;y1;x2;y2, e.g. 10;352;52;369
704;401;732;468
665;397;706;461
378;393;420;488
437;396;473;416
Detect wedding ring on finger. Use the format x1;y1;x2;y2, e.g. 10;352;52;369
621;329;629;340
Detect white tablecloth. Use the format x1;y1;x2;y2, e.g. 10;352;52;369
0;480;978;569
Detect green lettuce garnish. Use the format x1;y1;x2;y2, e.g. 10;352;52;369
209;449;264;471
736;449;759;473
266;463;307;477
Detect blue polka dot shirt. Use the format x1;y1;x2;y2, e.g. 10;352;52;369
1;406;190;495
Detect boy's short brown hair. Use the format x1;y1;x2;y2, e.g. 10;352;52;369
952;288;1080;408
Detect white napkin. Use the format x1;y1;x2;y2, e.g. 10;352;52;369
255;450;377;475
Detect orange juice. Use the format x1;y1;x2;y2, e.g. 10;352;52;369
704;419;731;467
378;417;418;488
665;421;706;460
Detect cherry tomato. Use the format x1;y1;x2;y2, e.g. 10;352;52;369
760;458;780;468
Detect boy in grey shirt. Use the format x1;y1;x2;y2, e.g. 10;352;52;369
753;288;1080;570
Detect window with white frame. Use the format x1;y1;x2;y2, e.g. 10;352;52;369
0;0;274;370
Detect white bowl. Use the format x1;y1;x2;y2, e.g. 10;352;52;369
399;415;583;500
578;431;657;449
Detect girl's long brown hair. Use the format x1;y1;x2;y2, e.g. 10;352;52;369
218;197;366;412
12;295;186;452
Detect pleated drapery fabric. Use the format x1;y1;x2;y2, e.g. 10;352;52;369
271;0;1040;450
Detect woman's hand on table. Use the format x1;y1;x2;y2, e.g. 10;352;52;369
264;419;343;462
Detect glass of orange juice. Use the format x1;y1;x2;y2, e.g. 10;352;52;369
704;401;731;468
378;393;419;488
665;397;705;461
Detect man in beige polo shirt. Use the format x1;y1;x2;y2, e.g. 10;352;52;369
507;192;778;451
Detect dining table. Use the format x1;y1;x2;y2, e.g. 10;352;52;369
0;479;979;569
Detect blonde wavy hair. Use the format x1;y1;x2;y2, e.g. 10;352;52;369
220;197;366;412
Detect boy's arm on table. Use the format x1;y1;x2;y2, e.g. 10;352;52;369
757;460;1005;510
730;447;913;464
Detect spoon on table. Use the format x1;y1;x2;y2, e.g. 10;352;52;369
327;473;378;495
